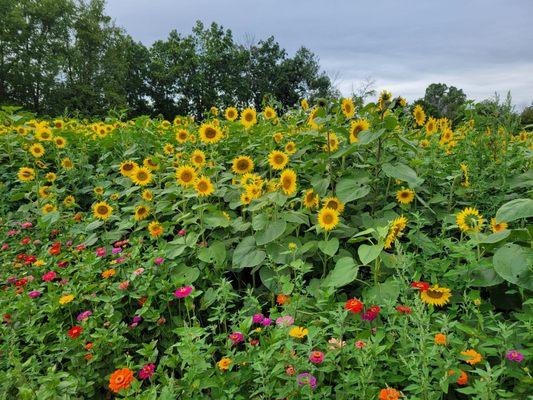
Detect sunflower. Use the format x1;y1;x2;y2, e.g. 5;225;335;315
199;123;223;144
322;197;345;213
119;160;138;177
396;188;415;205
142;189;153;202
456;207;483;232
134;205;150;221
263;106;276;120
18;167;35;182
29;143;45;158
420;284;451;307
93;201;113;220
268;150;289;170
303;189;319;209
176;129;189;143
280;169;297;196
39;185;52;198
225;107;238;121
53;119;64;129
323;132;339;152
300;99;309;111
318;207;339;231
175;165;197;187
232;156;254;175
413;105;426;126
54;136;67;148
440;129;454;145
61;158;73;170
241;108;257;129
191;149;206;168
194;176;214;197
384;215;408;249
143;157;159;171
63;195;75;207
163;143;174;155
42;203;57;214
341;98;355;118
349;119;370;143
45;172;56;182
240;173;263;187
240;192;252;205
93;186;104;196
425;117;437;135
148;221;164;238
460;349;482;365
285;141;297;155
130;167;153;186
35;128;52;141
245;183;263;199
273;132;283;144
459;163;470;187
490;218;508;233
308;107;320;129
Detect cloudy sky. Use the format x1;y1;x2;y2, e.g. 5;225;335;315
106;0;533;108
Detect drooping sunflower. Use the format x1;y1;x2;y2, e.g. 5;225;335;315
285;141;297;155
191;149;206;168
134;205;150;221
148;221;164;238
396;188;415;205
341;98;355;118
456;207;483;233
279;169;297;196
240;108;257;129
317;207;339;231
384;215;408;249
323;132;339;152
425;117;437;135
93;201;113;220
303;189;319;209
420;285;451;307
143;157;159;171
42;203;57;214
194;176;214;197
225;107;238;122
175;165;197;187
18;167;35;182
308;107;320;129
490;218;508;233
263;106;276;120
459;163;470;187
322;197;345;213
413;104;426;126
29;143;45;158
130;167;153;186
231;156;254;175
273;132;283;144
244;183;263;199
176;129;189;143
63;195;76;207
300;99;309;111
199;123;223;144
45;172;57;182
349;119;370;143
268;150;289;170
142;189;153;202
119;160;138;177
39;185;52;198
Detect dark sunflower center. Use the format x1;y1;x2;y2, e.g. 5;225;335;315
237;160;249;170
323;213;333;224
181;171;192;182
198;181;208;191
97;206;109;214
426;289;443;299
205;127;217;138
137;171;148;180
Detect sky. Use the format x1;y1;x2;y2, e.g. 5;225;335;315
105;0;533;109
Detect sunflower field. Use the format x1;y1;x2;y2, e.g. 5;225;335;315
0;95;532;400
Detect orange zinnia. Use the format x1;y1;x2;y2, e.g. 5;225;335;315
379;388;401;400
461;349;482;365
109;368;135;393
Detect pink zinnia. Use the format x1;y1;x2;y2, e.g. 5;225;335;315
28;290;41;299
42;271;57;282
7;230;18;236
252;313;264;324
355;340;366;349
154;257;165;265
275;315;294;327
118;281;130;290
309;350;324;364
178;229;186;236
1;244;8;250
77;310;92;321
139;363;156;379
133;267;145;276
174;286;193;298
21;222;33;229
95;247;106;257
261;317;272;326
506;350;524;363
229;331;244;345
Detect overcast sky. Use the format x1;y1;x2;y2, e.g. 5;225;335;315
106;0;533;108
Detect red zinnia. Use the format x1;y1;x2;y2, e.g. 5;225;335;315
68;326;83;339
344;298;364;314
411;281;430;291
396;305;412;315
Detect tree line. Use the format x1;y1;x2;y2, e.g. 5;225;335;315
0;0;337;118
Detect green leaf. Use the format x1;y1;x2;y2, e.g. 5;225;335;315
362;279;401;304
493;244;533;290
198;241;226;265
382;162;424;187
357;128;386;145
203;212;230;228
311;175;330;196
318;238;339;256
323;257;359;288
383;115;398;130
233;237;266;270
477;229;511;244
358;243;383;265
336;179;370;203
495;198;533;223
255;220;287;245
85;220;104;231
172;265;200;284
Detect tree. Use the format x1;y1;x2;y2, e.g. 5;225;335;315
519;103;533;128
420;83;467;123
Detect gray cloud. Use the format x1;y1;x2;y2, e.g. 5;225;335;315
106;0;533;108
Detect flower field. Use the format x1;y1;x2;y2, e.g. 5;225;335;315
0;95;532;399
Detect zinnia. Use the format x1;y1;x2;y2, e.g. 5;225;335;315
379;388;401;400
345;298;364;314
138;363;156;379
109;368;135;393
506;350;524;363
68;326;83;339
229;331;244;345
309;350;324;364
174;285;193;298
297;373;317;390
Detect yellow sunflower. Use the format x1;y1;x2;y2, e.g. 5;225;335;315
322;197;345;213
119;160;138;177
273;132;283;144
191;149;206;168
143;157;159;171
459;163;470;187
39;185;52;198
425;117;437;135
18;167;35;182
413;104;426;126
134;205;150;221
63;195;76;207
396;188;415;205
285;141;297;155
490;218;508;233
323;132;339;152
349;119;370;143
300;99;309;111
54;136;67;148
93;201;113;220
279;169;297;196
241;108;257;129
232;156;254;175
225;107;238;121
163;143;175;155
263;106;277;120
42;203;57;214
130;167;153;186
175;165;197;187
456;207;483;232
45;172;57;182
420;285;452;307
268;150;289;170
240;192;252;205
35;128;52;141
341;98;355;118
61;158;74;170
245;183;263;199
317;207;339;231
303;189;319;209
199;123;223;144
176;129;189;143
93;186;104;196
384;215;408;249
142;189;153;202
29;143;45;158
194;176;214;197
148;221;164;238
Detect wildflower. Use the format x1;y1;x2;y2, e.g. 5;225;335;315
154;257;165;265
461;349;482;365
118;281;130;290
434;333;447;345
102;269;116;279
275;315;294;327
289;326;308;339
28;290;41;299
506;350;524;363
217;357;232;371
297;373;317;390
112;247;122;254
288;242;297;250
42;271;57;282
361;305;381;321
345;298;364;314
309;351;324;364
59;294;74;305
109;368;135;393
261;317;272;326
174;286;193;298
379;387;401;400
77;310;92;321
138;364;156;379
68;326;83;339
355;340;366;349
229;331;244;345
